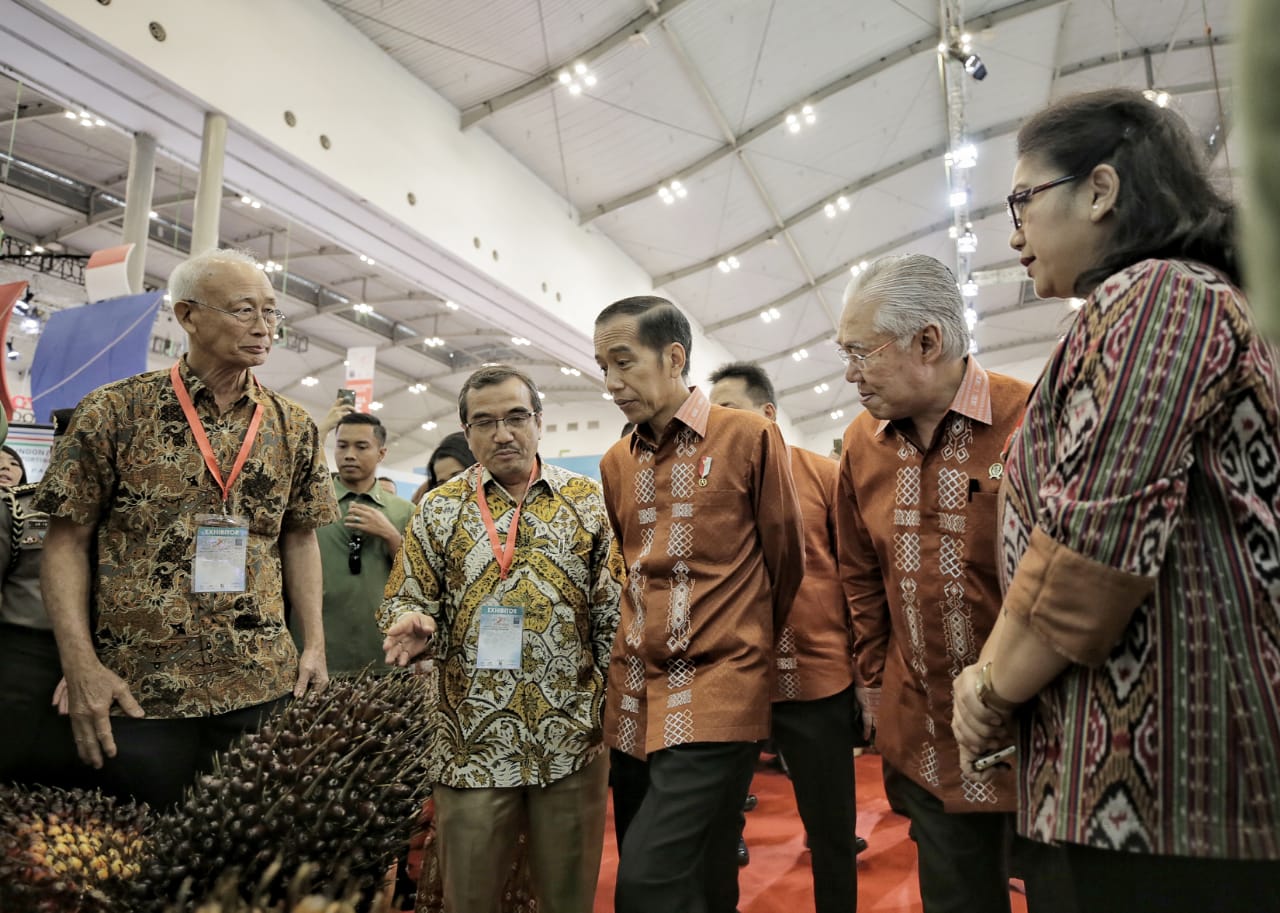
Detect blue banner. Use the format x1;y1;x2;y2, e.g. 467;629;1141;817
31;291;162;422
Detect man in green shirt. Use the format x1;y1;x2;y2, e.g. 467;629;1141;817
313;412;415;673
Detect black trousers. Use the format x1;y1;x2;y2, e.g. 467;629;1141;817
101;696;287;809
611;741;758;913
0;624;98;791
772;686;858;913
882;760;1013;913
1020;838;1280;913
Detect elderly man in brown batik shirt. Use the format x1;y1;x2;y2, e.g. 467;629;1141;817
36;248;337;809
836;254;1031;913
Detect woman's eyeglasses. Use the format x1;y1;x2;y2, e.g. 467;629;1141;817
1006;174;1080;230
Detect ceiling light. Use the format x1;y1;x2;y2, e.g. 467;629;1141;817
560;366;582;376
1142;88;1170;107
658;180;687;205
957;230;978;254
792;348;809;362
965;307;978;331
568;84;583;95
301;376;319;387
949;144;978;169
423;336;445;348
445;300;459;310
538;391;547;400
511;336;531;346
802;104;816;126
21;318;40;335
64;110;77;119
369;401;384;411
358;253;376;265
148;210;159;220
961;278;979;298
574;61;588;76
830;409;845;420
241;194;253;204
422;421;437;431
602;392;612;400
409;383;427;394
79;118;93;128
5;342;18;361
760;307;781;324
837;196;850;212
948;225;959;240
963;53;987;80
584;74;597;88
354;302;374;315
824;203;837;219
969;339;979;355
813;382;830;394
949;189;969;208
560;61;597;96
31;245;44;254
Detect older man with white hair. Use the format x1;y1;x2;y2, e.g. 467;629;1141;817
834;253;1031;913
36;248;337;808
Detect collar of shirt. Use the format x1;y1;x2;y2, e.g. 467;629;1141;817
631;386;710;452
476;456;547;504
333;476;389;507
177;355;265;408
875;356;993;438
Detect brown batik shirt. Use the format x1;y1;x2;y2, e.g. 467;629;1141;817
774;446;854;703
34;358;338;718
838;358;1029;812
601;387;805;757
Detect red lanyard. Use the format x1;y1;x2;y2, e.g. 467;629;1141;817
170;362;264;508
475;459;539;580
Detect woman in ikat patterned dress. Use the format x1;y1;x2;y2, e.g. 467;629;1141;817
951;88;1280;912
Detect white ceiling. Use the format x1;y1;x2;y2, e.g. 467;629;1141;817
0;0;1238;450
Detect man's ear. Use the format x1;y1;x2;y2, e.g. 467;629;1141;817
918;324;945;364
763;402;777;421
668;342;687;379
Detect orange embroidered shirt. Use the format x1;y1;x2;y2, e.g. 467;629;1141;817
601;388;805;757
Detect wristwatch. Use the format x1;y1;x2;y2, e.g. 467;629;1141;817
975;661;1018;714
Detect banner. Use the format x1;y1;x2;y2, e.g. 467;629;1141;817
0;281;26;422
5;424;55;484
345;346;377;413
30;291;163;422
84;244;135;303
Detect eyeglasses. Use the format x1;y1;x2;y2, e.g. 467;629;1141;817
835;337;898;367
181;299;286;326
463;411;539;435
1006;174;1080;230
347;534;362;574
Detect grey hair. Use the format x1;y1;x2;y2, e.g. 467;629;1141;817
168;248;263;302
842;254;969;359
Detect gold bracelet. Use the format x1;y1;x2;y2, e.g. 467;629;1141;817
975;661;1018;714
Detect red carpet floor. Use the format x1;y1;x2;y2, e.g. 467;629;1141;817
592;753;1029;913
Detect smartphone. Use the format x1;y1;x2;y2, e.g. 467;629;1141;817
337;388;357;407
972;744;1016;772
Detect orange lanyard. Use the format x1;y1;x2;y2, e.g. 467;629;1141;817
170;362;264;508
475;460;539;581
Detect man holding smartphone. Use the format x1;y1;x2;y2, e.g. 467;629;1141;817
834;255;1030;913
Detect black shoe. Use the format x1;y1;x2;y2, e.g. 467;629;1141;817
737;836;750;866
854;835;869;855
742;793;758;812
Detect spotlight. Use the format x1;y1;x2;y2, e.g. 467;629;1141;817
300;376;319;387
422;421;438;431
5;341;18;361
830;409;845;421
946;45;988;81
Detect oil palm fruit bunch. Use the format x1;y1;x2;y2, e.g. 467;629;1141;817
133;671;433;913
0;785;148;913
160;859;368;913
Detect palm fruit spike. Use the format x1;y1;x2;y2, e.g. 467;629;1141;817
135;670;434;913
0;784;149;913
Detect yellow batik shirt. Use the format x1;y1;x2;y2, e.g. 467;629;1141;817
379;459;623;788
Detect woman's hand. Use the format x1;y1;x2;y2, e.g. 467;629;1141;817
952;663;1015;782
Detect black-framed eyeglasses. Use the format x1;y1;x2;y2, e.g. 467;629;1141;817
347;534;363;574
1006;174;1080;230
181;299;286;326
463;411;539;435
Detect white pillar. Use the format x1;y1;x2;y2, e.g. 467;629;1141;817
189;111;227;255
120;131;156;293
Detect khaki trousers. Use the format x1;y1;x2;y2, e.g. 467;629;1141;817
433;752;608;913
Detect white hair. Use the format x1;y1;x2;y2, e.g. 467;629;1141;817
842;254;970;360
168;248;261;302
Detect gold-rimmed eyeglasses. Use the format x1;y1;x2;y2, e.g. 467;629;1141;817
464;412;539;435
181;299;286;326
836;337;897;367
